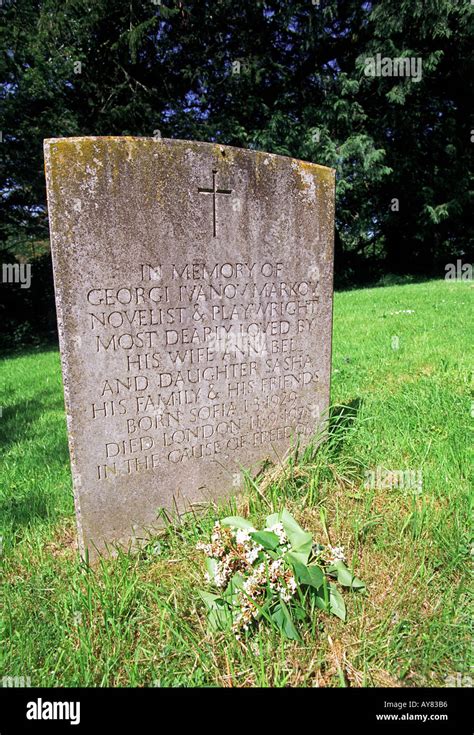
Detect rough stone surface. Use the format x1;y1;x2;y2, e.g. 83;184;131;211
44;137;335;560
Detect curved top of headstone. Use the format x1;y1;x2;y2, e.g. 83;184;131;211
44;135;335;171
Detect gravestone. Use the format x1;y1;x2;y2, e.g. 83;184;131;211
44;137;335;560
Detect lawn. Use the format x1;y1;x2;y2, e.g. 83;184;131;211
1;279;472;687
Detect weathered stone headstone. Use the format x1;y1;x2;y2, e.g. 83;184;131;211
44;137;335;559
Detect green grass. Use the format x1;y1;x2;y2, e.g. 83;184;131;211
1;279;472;687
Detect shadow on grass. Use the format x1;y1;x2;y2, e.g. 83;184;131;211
326;398;362;455
1;486;55;529
0;389;67;453
301;398;362;467
334;273;439;293
0;385;71;528
0;339;59;361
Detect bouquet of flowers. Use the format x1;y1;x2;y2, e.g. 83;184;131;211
197;509;365;640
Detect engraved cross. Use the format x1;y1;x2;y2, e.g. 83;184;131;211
198;169;232;237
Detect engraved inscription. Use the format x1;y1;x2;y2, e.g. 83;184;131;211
87;259;322;477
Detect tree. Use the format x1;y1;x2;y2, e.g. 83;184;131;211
1;0;472;283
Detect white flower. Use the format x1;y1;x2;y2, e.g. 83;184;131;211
196;541;211;554
210;521;222;543
265;522;288;544
214;567;227;588
269;558;284;577
244;546;260;564
327;545;346;563
235;528;251;545
211;557;235;589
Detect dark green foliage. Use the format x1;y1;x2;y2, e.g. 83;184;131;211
0;250;56;351
0;0;472;347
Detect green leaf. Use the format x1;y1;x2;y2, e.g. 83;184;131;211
224;572;245;603
222;573;245;620
228;572;245;591
292;602;307;621
329;583;346;621
330;561;366;591
198;590;232;632
221;516;255;530
314;576;330;610
267;509;313;564
314;594;329;612
250;530;280;550
305;565;325;589
208;605;232;632
198;589;221;610
284;549;308;565
287;553;324;589
265;512;280;528
271;600;301;641
204;557;218;583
